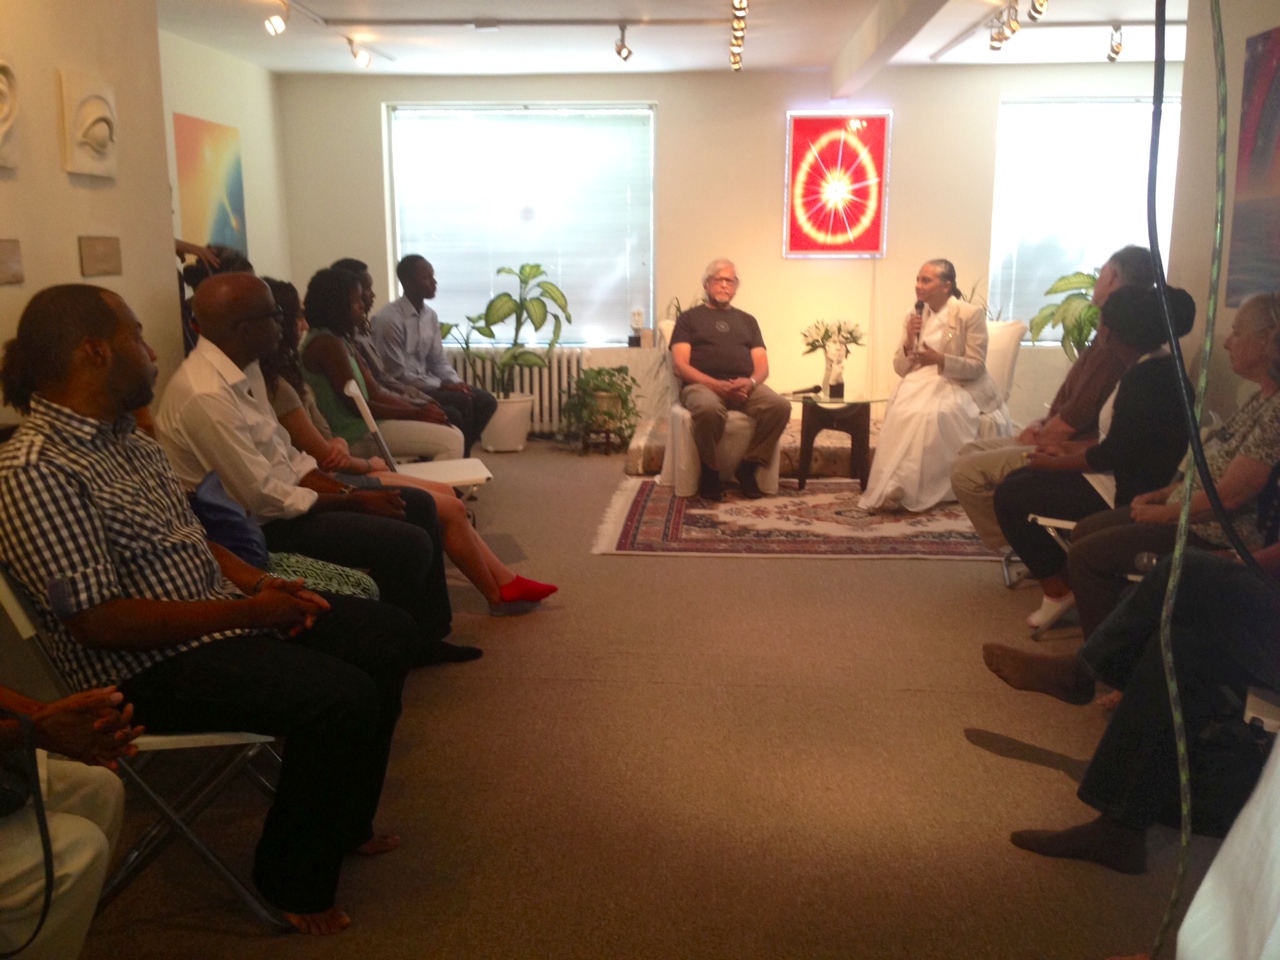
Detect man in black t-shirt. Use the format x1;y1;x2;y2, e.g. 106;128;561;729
670;259;791;501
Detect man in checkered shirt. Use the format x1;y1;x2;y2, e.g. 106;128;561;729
0;284;414;936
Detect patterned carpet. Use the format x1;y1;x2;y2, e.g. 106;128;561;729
594;477;1005;559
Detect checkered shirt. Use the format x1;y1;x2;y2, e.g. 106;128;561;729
0;396;260;690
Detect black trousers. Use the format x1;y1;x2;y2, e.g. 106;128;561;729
1076;550;1280;831
430;386;497;457
262;486;451;650
993;466;1109;580
119;593;415;914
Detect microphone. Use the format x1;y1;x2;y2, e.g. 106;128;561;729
911;300;924;357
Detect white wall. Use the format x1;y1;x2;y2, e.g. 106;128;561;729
1168;1;1280;416
158;31;292;281
274;62;1172;412
0;0;177;413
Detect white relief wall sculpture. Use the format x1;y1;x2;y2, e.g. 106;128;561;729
0;57;17;169
59;67;116;178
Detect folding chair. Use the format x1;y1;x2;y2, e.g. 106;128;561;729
0;570;292;930
343;379;493;496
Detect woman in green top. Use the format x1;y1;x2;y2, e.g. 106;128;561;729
266;276;556;616
300;267;464;462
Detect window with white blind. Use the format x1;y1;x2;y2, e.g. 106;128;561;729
988;98;1181;334
387;105;654;346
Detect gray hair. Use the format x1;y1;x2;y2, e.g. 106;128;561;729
1239;291;1280;339
702;258;737;285
1105;245;1155;287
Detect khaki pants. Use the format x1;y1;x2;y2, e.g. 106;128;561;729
950;436;1033;550
680;382;791;469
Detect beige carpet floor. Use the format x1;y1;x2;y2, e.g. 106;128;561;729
81;441;1219;960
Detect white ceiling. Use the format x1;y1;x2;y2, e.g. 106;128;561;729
155;0;1187;79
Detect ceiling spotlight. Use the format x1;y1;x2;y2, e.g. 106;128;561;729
732;17;746;32
348;37;372;68
264;0;288;36
732;0;748;15
1107;25;1123;62
988;21;1006;51
1028;0;1048;21
615;24;632;62
1005;5;1020;34
729;38;743;54
730;51;742;68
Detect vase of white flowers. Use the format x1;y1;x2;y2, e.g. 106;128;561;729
801;320;865;399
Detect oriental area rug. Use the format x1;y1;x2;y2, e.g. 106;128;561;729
593;477;1005;560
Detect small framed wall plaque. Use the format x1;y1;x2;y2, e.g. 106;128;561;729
78;235;122;277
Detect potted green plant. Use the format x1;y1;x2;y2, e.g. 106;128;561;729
561;366;641;453
445;263;573;452
1029;270;1099;362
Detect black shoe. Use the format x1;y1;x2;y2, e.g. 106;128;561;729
735;461;764;499
698;464;723;502
413;640;483;667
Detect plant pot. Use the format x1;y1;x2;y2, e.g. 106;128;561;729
481;393;535;452
591;392;623;424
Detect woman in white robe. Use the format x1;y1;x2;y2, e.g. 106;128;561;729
860;259;1011;512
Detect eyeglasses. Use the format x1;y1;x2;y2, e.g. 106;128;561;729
708;276;739;287
238;306;284;326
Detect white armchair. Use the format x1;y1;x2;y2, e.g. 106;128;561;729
977;320;1028;439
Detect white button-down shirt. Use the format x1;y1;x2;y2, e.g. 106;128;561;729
155;337;320;522
370;296;462;392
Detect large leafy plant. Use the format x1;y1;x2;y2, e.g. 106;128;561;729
446;264;572;398
1029;271;1098;362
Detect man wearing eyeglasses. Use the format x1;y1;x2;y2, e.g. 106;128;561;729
670;258;791;501
155;273;479;667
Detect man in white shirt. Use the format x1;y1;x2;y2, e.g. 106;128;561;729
371;255;497;456
155;272;479;666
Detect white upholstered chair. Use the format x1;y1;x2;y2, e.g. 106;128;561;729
655;319;783;498
976;319;1028;439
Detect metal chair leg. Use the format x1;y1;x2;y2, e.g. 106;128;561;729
100;746;292;931
1002;550;1027;588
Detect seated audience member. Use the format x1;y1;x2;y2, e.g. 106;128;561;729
178;243;254;355
981;541;1280;874
994;286;1195;628
860;259;1012;512
1066;291;1280;640
261;278;556;615
371;255;498;457
952;246;1157;549
670;258;792;502
0;684;140;959
331;257;438;408
154;272;479;665
301;268;464;462
0;284;420;934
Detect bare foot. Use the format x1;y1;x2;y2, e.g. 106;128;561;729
1010;815;1147;874
982;644;1095;705
355;833;401;856
285;905;351;935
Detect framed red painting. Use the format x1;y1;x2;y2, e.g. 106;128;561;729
784;112;891;258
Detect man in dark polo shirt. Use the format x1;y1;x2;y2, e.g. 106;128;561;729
670;258;791;501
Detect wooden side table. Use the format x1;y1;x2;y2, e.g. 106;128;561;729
794;398;874;490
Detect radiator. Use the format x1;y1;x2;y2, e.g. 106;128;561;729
443;346;588;434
